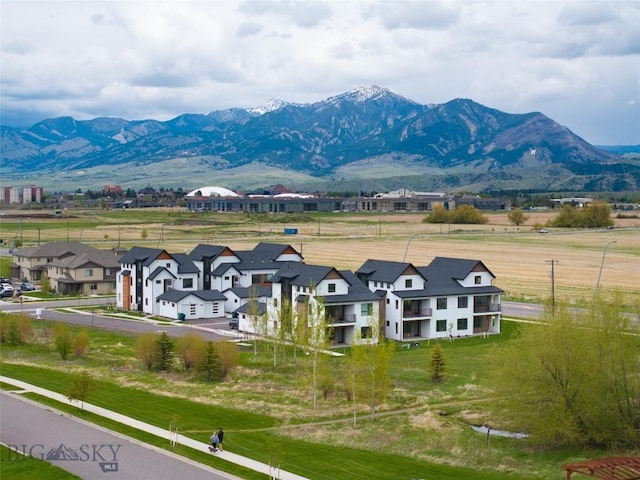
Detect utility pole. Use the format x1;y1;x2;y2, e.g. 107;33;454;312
545;259;558;315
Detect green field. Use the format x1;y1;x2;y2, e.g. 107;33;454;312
2;318;636;480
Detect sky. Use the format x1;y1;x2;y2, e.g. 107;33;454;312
1;1;639;145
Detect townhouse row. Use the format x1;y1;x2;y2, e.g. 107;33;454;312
116;242;503;345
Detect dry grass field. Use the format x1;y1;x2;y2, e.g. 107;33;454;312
4;209;639;305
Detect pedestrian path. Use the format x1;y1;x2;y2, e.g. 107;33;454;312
0;375;308;480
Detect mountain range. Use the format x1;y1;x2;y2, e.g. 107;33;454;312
1;85;638;193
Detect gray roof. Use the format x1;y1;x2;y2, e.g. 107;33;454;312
355;259;427;284
14;241;96;259
323;270;382;304
172;253;200;274
157;289;226;302
418;257;503;296
148;266;176;281
119;246;167;266
48;249;122;270
189;244;237;262
271;263;338;287
236;300;267;316
225;285;272;299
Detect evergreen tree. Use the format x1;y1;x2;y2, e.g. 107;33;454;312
154;331;174;372
430;344;446;382
198;341;224;382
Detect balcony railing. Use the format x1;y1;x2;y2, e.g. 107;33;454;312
474;303;501;313
403;308;432;319
327;313;357;324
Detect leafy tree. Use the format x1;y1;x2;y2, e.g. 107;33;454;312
154;331;174;372
452;205;489;224
5;318;23;345
488;295;640;447
176;332;206;371
423;204;451;223
68;371;95;414
54;323;73;360
213;340;239;378
141;228;148;240
350;323;395;419
73;329;90;357
507;209;529;226
135;332;158;370
198;341;224;382
40;274;52;294
429;344;447;382
303;296;332;409
550;202;613;228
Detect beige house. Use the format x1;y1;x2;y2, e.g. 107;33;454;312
11;242;123;294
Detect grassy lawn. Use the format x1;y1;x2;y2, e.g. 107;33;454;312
1;319;630;480
0;444;82;480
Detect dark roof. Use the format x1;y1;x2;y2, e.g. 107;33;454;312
119;246;168;266
148;266;176;281
324;270;381;303
225;285;272;298
189;244;237;261
14;241;96;259
48;249;122;269
157;289;226;302
418;257;502;296
236;300;267;316
355;259;426;283
172;253;200;274
250;242;301;260
271;263;338;287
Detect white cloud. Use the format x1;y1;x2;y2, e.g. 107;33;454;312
0;0;638;144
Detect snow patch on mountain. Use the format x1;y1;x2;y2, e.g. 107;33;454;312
247;97;290;116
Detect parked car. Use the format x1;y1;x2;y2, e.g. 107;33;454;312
20;282;36;291
229;317;239;330
539;228;549;234
0;285;14;298
1;283;14;294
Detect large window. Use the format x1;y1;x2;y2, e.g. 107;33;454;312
474;275;481;285
361;303;373;316
436;320;447;332
405;278;413;288
457;318;468;330
183;278;193;289
458;296;468;309
360;326;371;338
437;298;447;310
85;269;93;277
328;283;336;293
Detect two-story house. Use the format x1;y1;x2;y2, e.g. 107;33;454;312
11;242;122;294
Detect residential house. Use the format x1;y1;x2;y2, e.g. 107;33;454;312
11;242;122;294
248;262;382;346
356;257;502;342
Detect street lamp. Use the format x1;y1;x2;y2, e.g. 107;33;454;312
593;240;617;304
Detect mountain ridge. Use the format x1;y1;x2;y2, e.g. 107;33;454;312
1;86;638;192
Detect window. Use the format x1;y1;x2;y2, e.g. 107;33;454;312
436;320;447;332
475;275;481;285
90;283;97;291
85;269;93;277
328;283;336;293
361;326;371;338
457;318;468;330
273;298;278;307
458;296;468;309
405;278;412;288
361;303;373;316
183;278;193;289
166;263;171;268
437;298;447;310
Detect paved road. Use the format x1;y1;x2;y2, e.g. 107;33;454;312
0;297;238;341
0;391;238;480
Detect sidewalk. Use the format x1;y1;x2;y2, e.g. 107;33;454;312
0;375;308;480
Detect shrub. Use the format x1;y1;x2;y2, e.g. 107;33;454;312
74;329;90;357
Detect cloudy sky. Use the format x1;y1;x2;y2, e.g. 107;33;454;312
1;1;639;145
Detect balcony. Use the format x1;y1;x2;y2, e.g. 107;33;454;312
474;303;501;313
403;308;432;319
327;313;357;324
